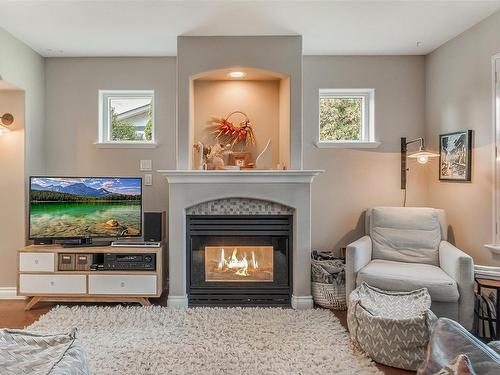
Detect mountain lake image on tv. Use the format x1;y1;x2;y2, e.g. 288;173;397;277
30;177;142;239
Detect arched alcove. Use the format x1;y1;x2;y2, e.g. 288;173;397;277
189;67;291;170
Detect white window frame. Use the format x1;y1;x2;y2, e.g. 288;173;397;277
96;90;157;148
316;88;379;149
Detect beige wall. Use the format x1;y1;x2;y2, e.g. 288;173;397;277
7;28;496;288
43;55;428;264
44;57;177;215
0;27;45;288
303;56;428;251
425;11;500;266
0;28;45;178
0;90;25;287
193;80;280;166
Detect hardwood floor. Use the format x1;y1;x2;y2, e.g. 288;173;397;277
0;300;413;375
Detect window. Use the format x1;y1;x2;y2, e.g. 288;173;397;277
317;88;378;148
97;90;156;147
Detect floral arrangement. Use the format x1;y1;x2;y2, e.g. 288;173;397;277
210;111;256;147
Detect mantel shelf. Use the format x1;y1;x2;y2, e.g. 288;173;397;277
157;170;324;184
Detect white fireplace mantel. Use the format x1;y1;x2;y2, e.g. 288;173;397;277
158;169;324;309
157;170;323;184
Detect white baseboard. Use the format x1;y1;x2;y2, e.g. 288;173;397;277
0;287;26;300
167;295;188;308
291;295;314;310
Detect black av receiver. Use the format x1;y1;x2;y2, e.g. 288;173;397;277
103;253;156;270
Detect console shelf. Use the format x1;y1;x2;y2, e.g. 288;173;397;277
17;244;166;310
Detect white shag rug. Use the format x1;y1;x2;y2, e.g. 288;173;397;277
28;306;382;375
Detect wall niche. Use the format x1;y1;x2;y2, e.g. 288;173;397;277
190;67;290;170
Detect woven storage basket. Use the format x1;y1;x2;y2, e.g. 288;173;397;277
312;281;347;310
311;259;347;310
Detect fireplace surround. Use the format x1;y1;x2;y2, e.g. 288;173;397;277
158;170;322;309
159;36;322;309
187;215;292;306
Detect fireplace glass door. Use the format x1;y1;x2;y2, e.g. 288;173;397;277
187;215;292;306
205;246;274;282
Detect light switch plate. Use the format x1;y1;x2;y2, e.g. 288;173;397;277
144;174;153;186
140;160;152;171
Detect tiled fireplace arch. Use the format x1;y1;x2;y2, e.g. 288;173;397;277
186;198;294;216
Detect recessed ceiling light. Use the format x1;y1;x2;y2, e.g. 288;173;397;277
228;71;247;78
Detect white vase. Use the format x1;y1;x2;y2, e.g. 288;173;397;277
255;139;273;170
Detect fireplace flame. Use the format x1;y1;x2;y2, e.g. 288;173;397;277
217;248;258;277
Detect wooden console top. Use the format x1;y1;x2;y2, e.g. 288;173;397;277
19;244;165;254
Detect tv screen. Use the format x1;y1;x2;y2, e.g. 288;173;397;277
29;177;142;240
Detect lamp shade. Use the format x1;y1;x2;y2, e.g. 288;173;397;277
408;150;439;164
0;113;14;133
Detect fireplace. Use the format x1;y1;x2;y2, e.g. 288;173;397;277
205;246;274;282
187;215;292;306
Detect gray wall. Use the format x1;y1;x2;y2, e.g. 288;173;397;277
4;30;485;287
425;11;500;265
0;27;45;288
303;56;428;251
44;57;177;214
41;55;427;284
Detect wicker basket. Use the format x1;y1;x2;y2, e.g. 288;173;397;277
312;281;347;310
311;258;347;310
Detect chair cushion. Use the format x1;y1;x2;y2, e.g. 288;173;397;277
356;259;459;302
370;207;441;266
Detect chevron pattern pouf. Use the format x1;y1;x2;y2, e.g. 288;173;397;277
0;328;89;375
347;283;437;371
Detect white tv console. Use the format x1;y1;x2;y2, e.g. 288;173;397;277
17;244;166;310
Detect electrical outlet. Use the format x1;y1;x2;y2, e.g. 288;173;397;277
144;174;153;186
140;160;152;171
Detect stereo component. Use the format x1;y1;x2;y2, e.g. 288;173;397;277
75;254;93;271
58;253;75;271
103;253;156;270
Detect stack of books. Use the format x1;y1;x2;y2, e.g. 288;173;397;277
475;265;500;281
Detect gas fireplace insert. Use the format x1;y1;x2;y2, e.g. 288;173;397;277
187;215;292;306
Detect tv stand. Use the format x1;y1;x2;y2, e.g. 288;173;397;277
17;244;165;310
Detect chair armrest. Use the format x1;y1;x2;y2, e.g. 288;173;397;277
345;236;372;299
439;241;474;330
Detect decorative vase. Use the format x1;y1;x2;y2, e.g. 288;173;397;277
211;156;225;170
255;139;273;170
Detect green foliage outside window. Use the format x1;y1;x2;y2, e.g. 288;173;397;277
320;97;362;141
144;106;153;141
111;109;141;141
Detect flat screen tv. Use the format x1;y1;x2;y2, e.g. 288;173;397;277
29;177;142;241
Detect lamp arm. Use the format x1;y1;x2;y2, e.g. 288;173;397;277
405;137;424;150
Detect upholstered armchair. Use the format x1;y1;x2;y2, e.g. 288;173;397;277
345;207;474;330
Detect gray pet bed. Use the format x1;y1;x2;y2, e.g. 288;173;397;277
0;328;89;375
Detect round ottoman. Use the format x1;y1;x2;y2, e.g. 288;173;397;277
347;282;437;371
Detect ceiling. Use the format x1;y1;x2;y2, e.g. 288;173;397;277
0;0;499;57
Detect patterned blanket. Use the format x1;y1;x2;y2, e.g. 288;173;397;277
0;328;89;375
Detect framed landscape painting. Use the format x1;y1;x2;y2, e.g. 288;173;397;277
439;130;472;182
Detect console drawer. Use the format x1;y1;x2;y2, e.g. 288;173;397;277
88;275;157;295
19;253;55;272
19;274;86;294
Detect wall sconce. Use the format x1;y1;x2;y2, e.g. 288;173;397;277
0;113;14;132
401;137;439;197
